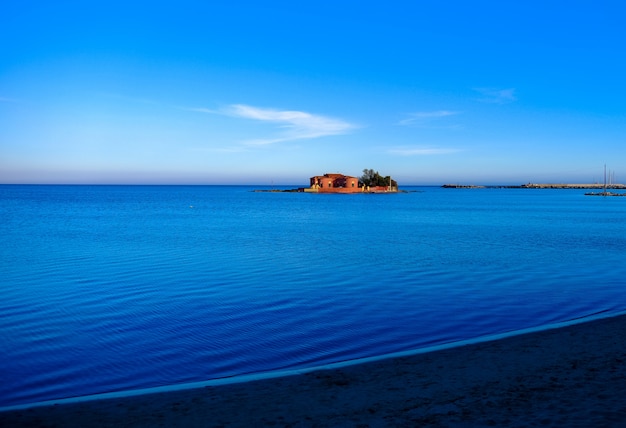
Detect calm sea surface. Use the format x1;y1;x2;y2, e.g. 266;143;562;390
1;184;626;407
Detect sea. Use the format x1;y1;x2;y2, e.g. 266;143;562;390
1;184;626;408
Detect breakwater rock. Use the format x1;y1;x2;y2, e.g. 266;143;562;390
443;183;626;190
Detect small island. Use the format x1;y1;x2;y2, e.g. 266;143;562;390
256;169;399;193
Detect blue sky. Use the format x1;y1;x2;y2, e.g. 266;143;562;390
1;1;625;185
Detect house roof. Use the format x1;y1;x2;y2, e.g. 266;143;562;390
311;173;358;180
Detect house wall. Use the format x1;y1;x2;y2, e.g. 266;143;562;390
311;174;360;193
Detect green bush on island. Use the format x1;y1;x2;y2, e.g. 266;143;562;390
360;168;397;188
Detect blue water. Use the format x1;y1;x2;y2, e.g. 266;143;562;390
1;184;626;407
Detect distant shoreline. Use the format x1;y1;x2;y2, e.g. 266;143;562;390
254;183;626;193
442;183;626;189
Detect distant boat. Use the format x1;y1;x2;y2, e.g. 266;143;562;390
585;164;626;196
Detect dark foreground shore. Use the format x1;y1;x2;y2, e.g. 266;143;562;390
3;314;626;427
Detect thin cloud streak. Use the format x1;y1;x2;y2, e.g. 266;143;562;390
398;110;460;126
226;104;357;145
179;106;219;114
473;87;517;104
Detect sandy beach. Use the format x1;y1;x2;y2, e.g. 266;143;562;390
3;314;626;427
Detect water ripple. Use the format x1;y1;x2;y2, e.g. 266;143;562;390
2;185;626;407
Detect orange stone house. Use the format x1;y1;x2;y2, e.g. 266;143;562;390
303;173;397;193
308;173;361;193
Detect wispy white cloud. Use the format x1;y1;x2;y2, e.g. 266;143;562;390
398;110;460;127
224;104;357;145
387;146;461;156
473;87;517;104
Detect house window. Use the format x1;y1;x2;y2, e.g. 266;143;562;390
328;182;332;187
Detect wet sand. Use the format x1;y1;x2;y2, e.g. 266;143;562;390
3;314;626;427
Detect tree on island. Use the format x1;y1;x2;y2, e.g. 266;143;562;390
360;168;397;188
